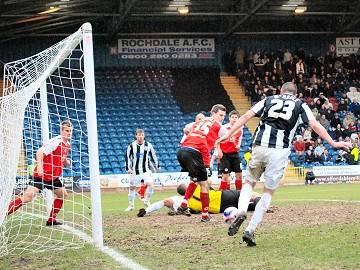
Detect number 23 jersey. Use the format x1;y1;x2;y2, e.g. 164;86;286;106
251;94;314;149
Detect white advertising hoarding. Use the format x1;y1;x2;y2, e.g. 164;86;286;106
313;165;360;183
118;38;215;59
336;37;360;56
99;170;249;188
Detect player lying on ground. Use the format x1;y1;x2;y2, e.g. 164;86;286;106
7;120;73;226
137;183;262;217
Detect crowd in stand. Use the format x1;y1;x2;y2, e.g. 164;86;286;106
232;48;360;167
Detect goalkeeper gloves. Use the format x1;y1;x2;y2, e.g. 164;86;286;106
137;208;147;217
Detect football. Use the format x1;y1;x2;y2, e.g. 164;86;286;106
223;206;238;224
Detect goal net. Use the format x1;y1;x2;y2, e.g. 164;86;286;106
0;23;103;257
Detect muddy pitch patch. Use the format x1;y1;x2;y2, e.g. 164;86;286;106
104;201;360;248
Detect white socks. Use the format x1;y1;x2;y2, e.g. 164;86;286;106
144;186;154;204
246;192;272;233
128;190;135;207
237;183;253;214
145;200;164;215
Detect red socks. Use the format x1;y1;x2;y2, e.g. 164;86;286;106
181;181;198;208
8;197;64;223
47;198;64;223
200;192;209;215
137;184;147;199
219;180;228;190
7;197;23;215
235;179;242;190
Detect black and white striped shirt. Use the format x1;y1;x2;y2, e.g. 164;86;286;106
125;140;159;174
251;94;315;149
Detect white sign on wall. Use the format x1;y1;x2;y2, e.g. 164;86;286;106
313;165;360;183
118;38;215;60
99;170;250;188
336;37;360;56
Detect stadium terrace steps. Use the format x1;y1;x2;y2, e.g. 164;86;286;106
220;76;258;133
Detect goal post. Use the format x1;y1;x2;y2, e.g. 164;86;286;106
82;22;103;248
0;22;103;256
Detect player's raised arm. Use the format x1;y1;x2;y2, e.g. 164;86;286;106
216;109;256;144
309;119;352;151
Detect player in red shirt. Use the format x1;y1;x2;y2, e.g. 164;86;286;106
176;104;226;222
7;120;72;226
218;110;243;191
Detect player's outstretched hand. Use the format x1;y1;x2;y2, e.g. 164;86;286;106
333;141;352;151
137;208;146;217
215;135;229;145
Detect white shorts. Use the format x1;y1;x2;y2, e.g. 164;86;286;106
129;172;153;187
246;145;290;189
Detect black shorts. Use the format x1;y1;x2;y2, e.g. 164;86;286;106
220;190;260;212
219;152;242;174
177;148;207;182
29;177;63;191
220;190;240;212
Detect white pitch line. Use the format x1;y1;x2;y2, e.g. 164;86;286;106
61;224;148;270
24;212;148;270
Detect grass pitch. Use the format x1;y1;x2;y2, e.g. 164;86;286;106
1;183;360;270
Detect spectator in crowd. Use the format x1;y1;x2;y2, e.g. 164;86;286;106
347;86;360;103
351;144;359;164
321;100;334;111
244;148;252;165
305;149;315;163
283;49;292;63
343;112;356;129
314;140;325;155
334;124;344;139
234;47;245;71
296;58;305;75
293;136;306;157
330;113;341;128
319;149;331;164
303;127;313;144
335;149;354;164
235;48;360;168
319;114;331;130
349;99;360;115
337;99;348;112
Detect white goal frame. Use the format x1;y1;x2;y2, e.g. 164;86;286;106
0;22;103;252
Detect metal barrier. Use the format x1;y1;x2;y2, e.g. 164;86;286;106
283;166;305;184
